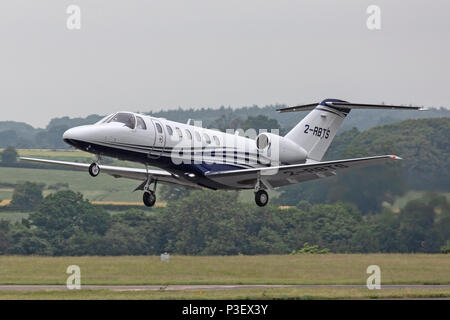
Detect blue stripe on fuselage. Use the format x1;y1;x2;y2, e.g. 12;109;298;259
64;138;250;189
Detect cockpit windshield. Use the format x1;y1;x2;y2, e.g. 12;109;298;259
107;112;136;129
95;113;115;125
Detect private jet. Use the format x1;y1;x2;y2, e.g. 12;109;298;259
21;99;425;207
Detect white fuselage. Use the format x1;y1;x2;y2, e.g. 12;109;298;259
62;111;307;190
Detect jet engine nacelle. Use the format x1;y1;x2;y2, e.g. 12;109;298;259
256;132;308;164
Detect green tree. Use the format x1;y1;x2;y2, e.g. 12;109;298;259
397;193;449;253
101;210;159;255
102;223;148;255
160;190;251;255
10;182;44;210
29;190;111;255
159;184;192;201
302;202;363;252
210;114;243;132
397;198;436;252
63;232;106;256
351;194;450;253
350;211;402;253
7;225;53;255
0;221;10;254
241;115;282;134
1;146;18;164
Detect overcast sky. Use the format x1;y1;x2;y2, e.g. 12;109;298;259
1;0;449;128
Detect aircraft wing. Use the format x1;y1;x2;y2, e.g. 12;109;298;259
19;157;198;188
205;155;402;189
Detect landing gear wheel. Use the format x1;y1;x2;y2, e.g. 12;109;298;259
88;163;100;177
255;190;269;207
143;191;156;207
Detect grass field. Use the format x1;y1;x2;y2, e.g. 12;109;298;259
0;166;143;202
1;287;449;300
12;149;90;158
0;255;448;299
0;255;448;286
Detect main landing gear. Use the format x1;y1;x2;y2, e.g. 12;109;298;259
143;190;156;207
255;190;269;207
254;175;269;207
142;168;158;207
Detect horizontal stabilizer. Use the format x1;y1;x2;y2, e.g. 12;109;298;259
278;101;427;113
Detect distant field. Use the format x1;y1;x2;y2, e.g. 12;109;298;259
0;255;448;286
8;148;142;167
15;149;92;159
0;149;447;206
0;166;143;202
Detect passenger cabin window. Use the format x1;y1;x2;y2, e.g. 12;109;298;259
166;125;173;136
175;127;183;139
155;123;163;133
185;129;192;140
203;133;211;144
194;131;201;142
213;135;220;145
107;112;135;129
136;116;147;130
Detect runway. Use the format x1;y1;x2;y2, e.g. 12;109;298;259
0;284;449;291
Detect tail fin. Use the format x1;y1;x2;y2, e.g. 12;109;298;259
280;99;425;161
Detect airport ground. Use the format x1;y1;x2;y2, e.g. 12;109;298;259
0;150;449;299
0;255;448;299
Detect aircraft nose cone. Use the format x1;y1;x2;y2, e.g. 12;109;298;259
63;126;88;142
62;126;92;149
63;128;76;140
63;129;72;140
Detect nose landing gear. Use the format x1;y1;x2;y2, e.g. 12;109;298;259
88;162;100;177
88;155;103;177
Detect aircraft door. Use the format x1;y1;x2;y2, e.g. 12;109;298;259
148;119;166;159
133;116;151;147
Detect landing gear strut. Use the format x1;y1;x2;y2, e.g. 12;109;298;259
142;168;157;207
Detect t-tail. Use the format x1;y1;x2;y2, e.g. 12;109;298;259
278;99;426;162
